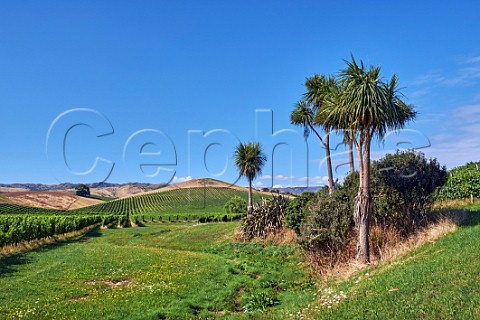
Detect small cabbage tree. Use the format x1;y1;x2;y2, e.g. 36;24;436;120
233;142;267;214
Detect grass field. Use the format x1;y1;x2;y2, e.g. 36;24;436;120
0;222;316;319
2;205;480;319
303;204;480;319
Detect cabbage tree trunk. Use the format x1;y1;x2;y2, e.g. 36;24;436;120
348;139;355;173
325;129;335;195
247;179;253;214
354;131;371;263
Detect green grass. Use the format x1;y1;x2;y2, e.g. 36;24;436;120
299;204;480;319
0;222;316;319
89;195;118;202
3;204;480;319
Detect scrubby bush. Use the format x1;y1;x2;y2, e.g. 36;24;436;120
297;150;446;262
240;196;290;241
298;187;354;253
224;196;247;213
373;150;446;234
285;192;316;235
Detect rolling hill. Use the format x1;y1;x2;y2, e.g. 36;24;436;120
0;178;277;219
0;178;282;211
74;179;273;218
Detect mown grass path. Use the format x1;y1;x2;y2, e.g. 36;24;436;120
0;222;315;319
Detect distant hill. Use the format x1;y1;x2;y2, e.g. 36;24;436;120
262;186;324;195
0;182;153;191
0;179;299;211
0;182;163;199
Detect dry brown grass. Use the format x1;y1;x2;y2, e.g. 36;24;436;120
305;211;466;281
233;227;298;245
4;191;77;209
264;227;298;245
87;185;152;198
434;198;479;208
1;191;102;210
372;217;458;264
304;231;359;279
0;187;29;193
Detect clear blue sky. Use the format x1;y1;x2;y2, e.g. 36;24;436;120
1;1;479;187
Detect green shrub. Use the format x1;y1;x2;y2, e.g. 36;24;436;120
224;196;247;213
295;151;446;258
373;150;446;234
285;192;316;235
299;187;353;252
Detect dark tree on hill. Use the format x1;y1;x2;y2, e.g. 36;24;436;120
75;184;90;197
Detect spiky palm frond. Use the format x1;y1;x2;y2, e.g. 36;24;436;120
290;100;314;126
320;56;416;140
291;100;314;140
304;74;341;129
233;142;267;182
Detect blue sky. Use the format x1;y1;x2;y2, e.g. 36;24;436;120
0;1;479;187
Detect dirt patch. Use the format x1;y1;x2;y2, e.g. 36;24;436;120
235;288;245;307
68;295;89;302
86;279;133;288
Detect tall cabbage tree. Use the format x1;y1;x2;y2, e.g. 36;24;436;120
234;142;267;214
319;56;416;263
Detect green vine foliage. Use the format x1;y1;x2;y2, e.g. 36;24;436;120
435;161;480;201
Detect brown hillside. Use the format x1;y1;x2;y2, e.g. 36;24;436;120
3;191;102;210
0;187;30;193
88;185;153;198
